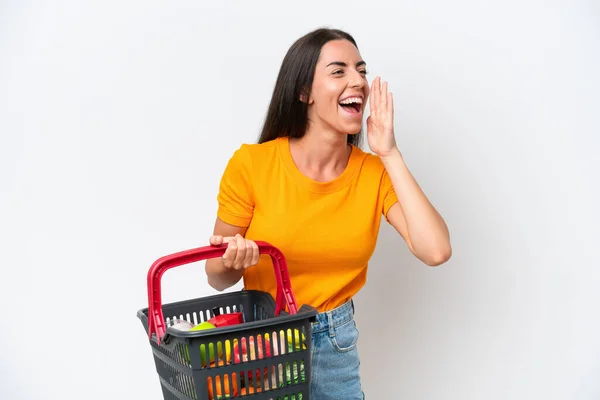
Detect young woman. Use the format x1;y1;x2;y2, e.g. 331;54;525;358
205;27;451;399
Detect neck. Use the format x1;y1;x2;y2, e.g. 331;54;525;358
289;124;351;182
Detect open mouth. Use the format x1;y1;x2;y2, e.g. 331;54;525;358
339;96;363;115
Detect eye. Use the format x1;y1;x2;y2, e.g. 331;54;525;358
332;69;344;75
360;69;368;75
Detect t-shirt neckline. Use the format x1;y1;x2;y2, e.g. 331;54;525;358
276;136;363;194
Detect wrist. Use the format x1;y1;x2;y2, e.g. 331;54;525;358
379;146;403;163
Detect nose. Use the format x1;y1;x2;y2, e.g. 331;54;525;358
348;70;365;89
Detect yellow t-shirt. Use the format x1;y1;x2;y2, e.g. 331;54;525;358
216;136;398;312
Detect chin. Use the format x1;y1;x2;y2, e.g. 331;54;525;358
343;124;363;136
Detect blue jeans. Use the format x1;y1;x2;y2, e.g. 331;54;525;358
309;300;365;399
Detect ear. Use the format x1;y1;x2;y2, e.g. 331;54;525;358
299;88;313;104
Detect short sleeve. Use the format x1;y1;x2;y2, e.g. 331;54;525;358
381;169;399;221
216;145;255;227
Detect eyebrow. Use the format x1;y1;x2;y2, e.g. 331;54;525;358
326;61;367;68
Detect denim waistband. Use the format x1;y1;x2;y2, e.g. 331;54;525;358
310;299;355;335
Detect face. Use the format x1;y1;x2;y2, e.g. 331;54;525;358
305;39;369;136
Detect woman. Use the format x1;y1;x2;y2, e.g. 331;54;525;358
205;28;451;399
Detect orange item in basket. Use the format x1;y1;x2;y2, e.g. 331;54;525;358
240;386;262;395
206;361;238;400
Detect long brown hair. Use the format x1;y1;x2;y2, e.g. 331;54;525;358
257;28;363;147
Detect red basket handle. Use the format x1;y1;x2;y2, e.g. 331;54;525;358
146;241;298;345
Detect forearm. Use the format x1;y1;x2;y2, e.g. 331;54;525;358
205;258;244;291
381;148;451;262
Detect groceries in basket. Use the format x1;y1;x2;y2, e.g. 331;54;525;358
212;329;307;399
175;310;244;367
172;314;308;399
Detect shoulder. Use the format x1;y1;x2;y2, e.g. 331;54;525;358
352;146;387;176
221;139;279;179
228;138;280;166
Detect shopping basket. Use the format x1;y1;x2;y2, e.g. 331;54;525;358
137;241;318;400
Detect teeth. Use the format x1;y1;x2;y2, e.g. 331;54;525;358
339;97;363;105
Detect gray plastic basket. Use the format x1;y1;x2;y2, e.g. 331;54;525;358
137;241;318;400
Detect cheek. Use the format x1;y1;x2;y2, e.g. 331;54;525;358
313;87;341;112
314;82;340;104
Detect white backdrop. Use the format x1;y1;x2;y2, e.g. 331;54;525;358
1;1;599;399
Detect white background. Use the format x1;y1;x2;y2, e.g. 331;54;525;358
1;1;599;399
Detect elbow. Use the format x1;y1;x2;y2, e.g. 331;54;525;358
422;244;452;267
207;276;227;292
206;267;227;292
206;259;229;292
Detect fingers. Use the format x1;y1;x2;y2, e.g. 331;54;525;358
232;234;247;266
219;233;259;271
370;76;380;113
209;235;223;245
246;240;260;268
370;76;390;113
221;237;237;268
210;234;236;246
369;76;393;121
